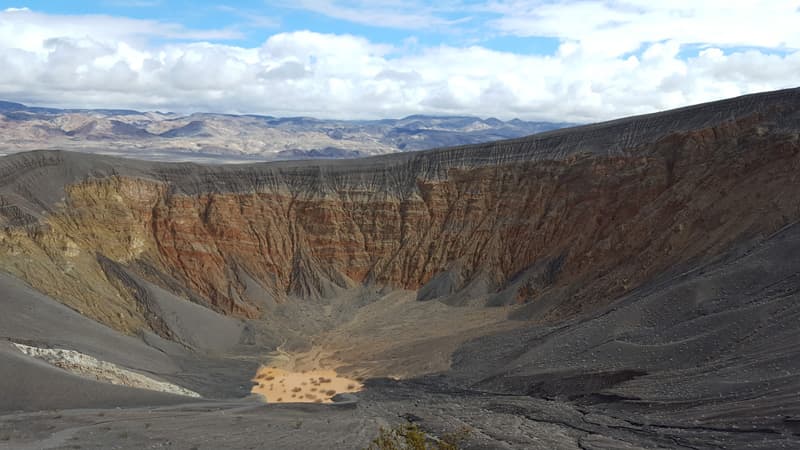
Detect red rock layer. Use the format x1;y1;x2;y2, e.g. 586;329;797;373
52;114;800;323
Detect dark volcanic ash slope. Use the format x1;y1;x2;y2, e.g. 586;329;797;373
0;88;799;449
425;221;800;448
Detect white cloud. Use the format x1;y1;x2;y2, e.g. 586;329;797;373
275;0;470;30
0;6;798;122
0;7;243;53
485;0;800;57
215;5;280;29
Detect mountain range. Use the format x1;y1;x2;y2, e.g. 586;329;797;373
0;100;571;162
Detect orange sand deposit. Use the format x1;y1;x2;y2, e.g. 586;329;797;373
251;367;363;403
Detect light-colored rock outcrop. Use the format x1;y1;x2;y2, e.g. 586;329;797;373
12;343;200;397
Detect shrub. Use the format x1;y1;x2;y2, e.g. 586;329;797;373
364;423;469;450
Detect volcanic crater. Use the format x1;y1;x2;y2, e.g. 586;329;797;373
1;88;799;449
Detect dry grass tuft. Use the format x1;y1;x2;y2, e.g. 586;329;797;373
365;423;471;450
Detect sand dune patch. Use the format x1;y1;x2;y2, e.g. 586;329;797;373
251;366;361;403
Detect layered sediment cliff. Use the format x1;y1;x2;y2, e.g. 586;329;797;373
1;88;799;335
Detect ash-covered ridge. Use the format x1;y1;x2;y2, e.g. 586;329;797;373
3;87;798;199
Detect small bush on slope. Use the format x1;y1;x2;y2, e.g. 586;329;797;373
365;423;470;450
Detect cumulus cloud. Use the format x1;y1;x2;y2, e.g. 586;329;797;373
0;5;798;121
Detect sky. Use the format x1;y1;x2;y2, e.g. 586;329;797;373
0;1;798;121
